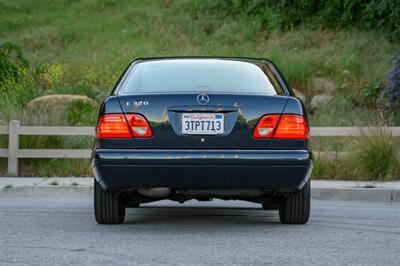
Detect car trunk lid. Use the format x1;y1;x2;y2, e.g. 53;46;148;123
117;94;288;149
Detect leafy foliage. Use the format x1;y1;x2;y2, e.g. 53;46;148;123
0;42;41;122
190;0;400;40
350;81;381;108
0;42;29;84
38;63;64;89
66;100;96;126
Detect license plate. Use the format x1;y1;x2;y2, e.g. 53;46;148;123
182;113;224;135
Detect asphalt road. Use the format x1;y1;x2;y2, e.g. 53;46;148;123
1;198;399;266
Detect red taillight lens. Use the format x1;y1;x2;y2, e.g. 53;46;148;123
252;115;280;138
125;114;153;138
274;115;309;139
96;114;153;138
96;114;132;138
253;114;308;139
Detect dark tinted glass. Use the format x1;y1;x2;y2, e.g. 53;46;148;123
119;59;285;95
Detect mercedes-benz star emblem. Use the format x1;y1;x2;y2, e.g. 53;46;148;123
197;93;209;105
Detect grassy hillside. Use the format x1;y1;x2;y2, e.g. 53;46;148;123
1;0;399;125
0;0;399;178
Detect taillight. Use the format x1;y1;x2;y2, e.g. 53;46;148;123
125;114;153;138
96;114;132;138
274;115;308;139
252;115;280;138
96;114;153;138
253;114;308;139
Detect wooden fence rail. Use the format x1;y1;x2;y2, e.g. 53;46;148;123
1;120;400;176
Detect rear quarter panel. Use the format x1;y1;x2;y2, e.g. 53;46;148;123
269;97;310;150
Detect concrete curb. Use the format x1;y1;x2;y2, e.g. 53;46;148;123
1;186;93;198
1;184;399;203
312;187;399;203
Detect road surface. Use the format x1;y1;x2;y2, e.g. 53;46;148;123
1;198;399;265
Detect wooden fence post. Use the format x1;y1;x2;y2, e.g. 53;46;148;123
7;120;20;176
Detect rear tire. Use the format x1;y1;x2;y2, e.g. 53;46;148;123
94;179;126;224
279;181;310;224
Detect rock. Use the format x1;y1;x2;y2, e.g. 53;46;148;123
292;89;306;103
312;77;336;94
27;94;98;113
310;94;333;110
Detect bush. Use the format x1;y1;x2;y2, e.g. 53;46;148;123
360;81;381;108
0;42;42;122
38;63;64;89
0;67;41;122
0;41;29;84
66;100;96;126
348;81;381;108
354;131;398;181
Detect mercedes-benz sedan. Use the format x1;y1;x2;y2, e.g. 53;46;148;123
92;57;312;224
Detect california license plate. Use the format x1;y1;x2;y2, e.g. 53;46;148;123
182;113;224;135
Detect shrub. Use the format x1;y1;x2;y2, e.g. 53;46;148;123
0;68;41;122
0;42;38;105
0;41;29;84
349;81;381;108
360;81;381;108
354;131;398;181
66;100;96;126
38;63;64;89
0;42;42;122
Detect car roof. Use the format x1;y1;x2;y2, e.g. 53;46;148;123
132;56;272;64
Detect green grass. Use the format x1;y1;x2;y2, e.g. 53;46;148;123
312;132;399;181
353;133;398;181
20;159;92;177
0;0;399;178
0;0;398;100
311;137;400;152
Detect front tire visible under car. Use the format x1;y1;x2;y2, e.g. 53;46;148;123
279;181;310;224
94;179;126;224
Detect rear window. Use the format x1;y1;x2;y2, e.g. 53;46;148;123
118;59;285;95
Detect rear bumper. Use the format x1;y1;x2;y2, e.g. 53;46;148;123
92;149;312;190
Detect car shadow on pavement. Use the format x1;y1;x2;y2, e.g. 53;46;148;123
122;206;282;226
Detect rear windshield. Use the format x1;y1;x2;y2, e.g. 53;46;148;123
118;59;285;95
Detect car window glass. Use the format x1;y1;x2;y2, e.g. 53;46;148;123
119;59;285;95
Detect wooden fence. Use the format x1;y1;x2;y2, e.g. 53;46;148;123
1;120;400;176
